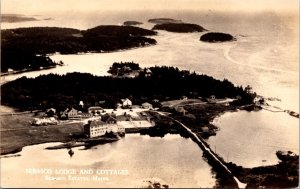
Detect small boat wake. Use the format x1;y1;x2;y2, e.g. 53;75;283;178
223;41;297;75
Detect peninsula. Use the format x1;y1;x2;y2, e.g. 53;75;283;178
0;64;254;155
0;64;254;157
1;64;297;188
1;65;253;111
1;25;157;73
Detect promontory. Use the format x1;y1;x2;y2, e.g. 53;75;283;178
1;25;157;73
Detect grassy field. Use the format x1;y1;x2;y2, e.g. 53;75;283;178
0;113;84;155
161;99;204;107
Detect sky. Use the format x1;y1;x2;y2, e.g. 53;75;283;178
1;0;299;14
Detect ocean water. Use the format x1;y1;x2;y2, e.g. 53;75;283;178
2;10;298;111
1;9;299;171
0;134;216;188
209;110;299;168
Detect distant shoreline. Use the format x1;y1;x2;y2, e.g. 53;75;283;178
1;14;38;23
0;44;156;81
0;65;57;77
0;102;251;156
1;26;157;74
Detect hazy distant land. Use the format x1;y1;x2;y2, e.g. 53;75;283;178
123;21;143;26
148;18;183;24
1;14;38;23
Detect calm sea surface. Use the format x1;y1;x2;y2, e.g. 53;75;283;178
208;110;299;168
1;9;299;186
2;10;298;111
0;134;216;188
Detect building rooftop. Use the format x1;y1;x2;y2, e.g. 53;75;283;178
88;106;103;111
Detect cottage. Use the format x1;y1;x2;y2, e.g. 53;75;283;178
101;113;117;124
175;106;186;115
61;108;91;120
7;68;14;74
152;99;159;103
79;101;84;107
99;100;106;104
121;98;132;108
122;66;132;72
145;68;152;77
140;112;147;116
78;112;92;119
46;108;56;117
88;106;103;114
253;96;263;105
207;95;217;104
201;127;209;133
67;108;78;117
236;95;242;100
184;113;196;120
181;96;188;100
141;102;153;109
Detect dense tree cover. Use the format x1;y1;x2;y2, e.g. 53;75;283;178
108;61;141;75
1;66;253;111
84;25;156;38
200;32;235;42
123;21;143;26
152;23;207;33
2;27;83;54
1;26;157;72
1;51;58;72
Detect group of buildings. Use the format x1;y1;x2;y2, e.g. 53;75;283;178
33;98;156;138
84;113;125;138
58;99;154;120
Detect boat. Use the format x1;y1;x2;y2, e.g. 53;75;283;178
68;149;74;157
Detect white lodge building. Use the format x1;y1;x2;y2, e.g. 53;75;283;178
121;98;132;108
84;120;125;138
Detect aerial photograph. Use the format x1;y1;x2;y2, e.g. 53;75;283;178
0;0;299;188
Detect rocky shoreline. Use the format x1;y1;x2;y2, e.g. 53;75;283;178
151;107;298;188
0;64;59;77
0;103;298;188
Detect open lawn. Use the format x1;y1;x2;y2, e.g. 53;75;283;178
161;99;204;108
0;113;84;155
